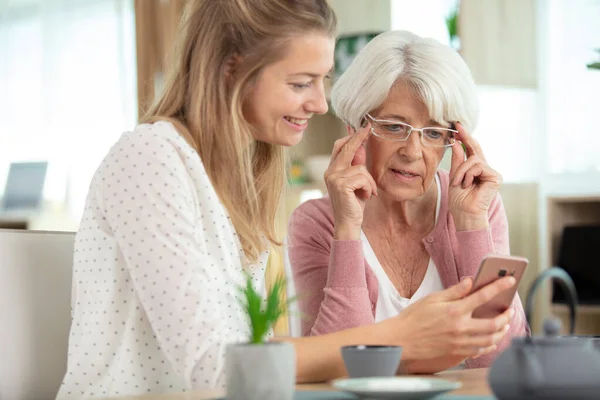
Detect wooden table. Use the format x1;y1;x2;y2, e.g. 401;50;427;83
100;368;491;399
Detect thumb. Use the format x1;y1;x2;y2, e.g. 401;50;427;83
438;278;473;301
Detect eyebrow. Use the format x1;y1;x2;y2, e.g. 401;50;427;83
288;68;334;79
288;73;321;78
378;113;447;127
378;113;408;121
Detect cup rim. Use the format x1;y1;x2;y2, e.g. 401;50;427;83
342;345;402;351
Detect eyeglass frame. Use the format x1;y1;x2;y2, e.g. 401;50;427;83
364;113;458;148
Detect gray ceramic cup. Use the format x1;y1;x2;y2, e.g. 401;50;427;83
341;345;402;378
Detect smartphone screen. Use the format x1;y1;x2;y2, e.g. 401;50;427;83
470;255;528;319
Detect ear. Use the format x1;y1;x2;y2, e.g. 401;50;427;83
225;53;242;77
346;124;354;136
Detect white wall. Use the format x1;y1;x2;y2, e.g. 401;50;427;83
330;0;391;34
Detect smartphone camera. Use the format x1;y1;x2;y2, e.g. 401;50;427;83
498;269;507;277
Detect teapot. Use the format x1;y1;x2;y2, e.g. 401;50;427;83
489;267;600;400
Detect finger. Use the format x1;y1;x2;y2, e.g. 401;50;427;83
466;308;514;335
333;165;378;197
462;276;516;311
463;163;502;189
331;172;377;200
330;134;355;166
330;124;371;171
451;156;480;187
435;278;473;302
452;344;496;358
449;139;466;182
351;140;367;167
455;122;486;162
471;345;497;359
462;163;485;188
453;324;509;353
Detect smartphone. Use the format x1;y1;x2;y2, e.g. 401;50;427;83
470;254;528;319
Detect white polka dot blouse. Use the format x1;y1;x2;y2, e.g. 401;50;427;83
57;121;268;399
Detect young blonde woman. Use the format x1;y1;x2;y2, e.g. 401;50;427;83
58;1;516;398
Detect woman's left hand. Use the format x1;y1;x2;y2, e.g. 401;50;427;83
448;123;502;231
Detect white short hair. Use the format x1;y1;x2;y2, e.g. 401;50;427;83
331;30;479;132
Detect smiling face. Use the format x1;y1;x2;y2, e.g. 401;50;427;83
243;32;335;147
366;80;449;201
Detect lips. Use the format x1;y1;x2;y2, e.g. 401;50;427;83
284;116;309;125
391;168;421;178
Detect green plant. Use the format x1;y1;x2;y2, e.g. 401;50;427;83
445;6;458;42
240;273;295;344
587;49;600;70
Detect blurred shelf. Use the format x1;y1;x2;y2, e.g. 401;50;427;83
553;304;600;315
552;304;600;335
287;182;327;193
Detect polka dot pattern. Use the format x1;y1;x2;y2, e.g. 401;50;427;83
57;122;268;399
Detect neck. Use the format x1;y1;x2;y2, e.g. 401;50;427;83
363;176;438;236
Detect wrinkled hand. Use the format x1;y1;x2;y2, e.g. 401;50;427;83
324;125;377;240
389;276;515;361
448;123;502;231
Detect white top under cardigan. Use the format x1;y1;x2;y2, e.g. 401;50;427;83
57;122;268;399
361;174;444;322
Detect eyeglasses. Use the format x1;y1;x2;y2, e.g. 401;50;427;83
365;114;457;148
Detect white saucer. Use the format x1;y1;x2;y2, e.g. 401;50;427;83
332;376;462;399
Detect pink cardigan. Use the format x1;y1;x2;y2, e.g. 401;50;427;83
287;170;529;369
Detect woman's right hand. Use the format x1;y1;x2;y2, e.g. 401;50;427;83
324;124;377;240
388;276;516;361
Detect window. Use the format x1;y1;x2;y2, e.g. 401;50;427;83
543;0;600;175
0;0;137;226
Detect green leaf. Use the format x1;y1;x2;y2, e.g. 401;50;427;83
445;4;459;39
587;62;600;70
238;272;296;344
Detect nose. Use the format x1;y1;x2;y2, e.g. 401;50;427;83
305;83;329;115
399;129;424;161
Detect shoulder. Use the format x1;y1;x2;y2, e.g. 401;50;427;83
89;121;211;207
96;121;203;182
288;196;335;241
291;196;334;225
111;121;197;163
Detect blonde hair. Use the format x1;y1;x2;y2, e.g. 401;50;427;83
331;30;479;133
142;0;336;262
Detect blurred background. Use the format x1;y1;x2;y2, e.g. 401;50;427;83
1;0;600;335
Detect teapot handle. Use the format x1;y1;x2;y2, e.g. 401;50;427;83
525;267;578;336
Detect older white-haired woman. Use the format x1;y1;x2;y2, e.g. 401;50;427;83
287;30;529;372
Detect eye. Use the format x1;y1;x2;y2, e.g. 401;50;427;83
383;123;408;133
424;130;443;139
291;82;311;90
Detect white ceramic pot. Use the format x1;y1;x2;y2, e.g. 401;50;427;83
225;341;295;400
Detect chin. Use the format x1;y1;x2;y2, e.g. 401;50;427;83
277;131;305;147
384;186;422;202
